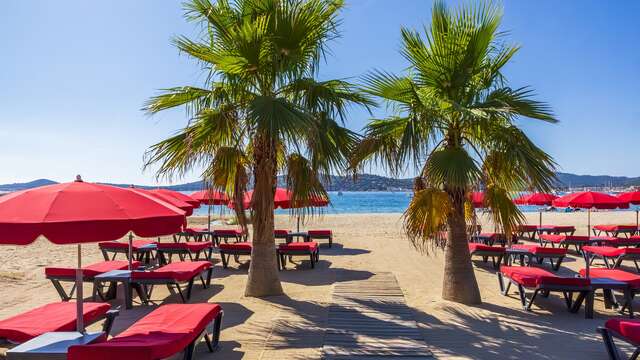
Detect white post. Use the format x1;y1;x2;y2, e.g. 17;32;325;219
128;232;133;270
76;243;84;333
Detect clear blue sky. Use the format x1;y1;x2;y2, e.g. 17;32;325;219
1;1;638;185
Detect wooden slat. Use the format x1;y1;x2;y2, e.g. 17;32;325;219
321;272;432;359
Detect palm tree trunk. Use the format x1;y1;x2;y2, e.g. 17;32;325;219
442;192;481;304
245;134;284;297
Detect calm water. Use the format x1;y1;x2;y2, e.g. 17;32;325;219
191;191;557;215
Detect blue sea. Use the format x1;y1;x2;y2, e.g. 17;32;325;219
191;191;560;215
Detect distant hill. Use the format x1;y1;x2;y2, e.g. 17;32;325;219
554;172;640;188
1;172;638;193
0;179;57;192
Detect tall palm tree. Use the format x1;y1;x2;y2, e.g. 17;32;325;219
351;1;557;304
143;0;372;297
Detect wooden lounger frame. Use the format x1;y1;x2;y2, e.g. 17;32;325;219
470;249;505;269
218;247;252;269
598;326;640;360
156;244;213;265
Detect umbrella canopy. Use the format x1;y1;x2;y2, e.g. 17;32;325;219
0;177;186;333
514;193;558;206
618;191;640;205
233;188;329;210
191;190;229;206
470;192;486;208
0;180;186;245
151;189;200;207
130;187;195;217
552;191;629;210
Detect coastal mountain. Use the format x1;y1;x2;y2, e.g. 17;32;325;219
1;173;638;193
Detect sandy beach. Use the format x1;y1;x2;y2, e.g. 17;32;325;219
1;210;638;359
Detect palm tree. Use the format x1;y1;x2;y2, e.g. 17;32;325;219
143;0;372;296
351;1;557;304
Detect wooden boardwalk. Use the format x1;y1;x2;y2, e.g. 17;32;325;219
322;272;432;359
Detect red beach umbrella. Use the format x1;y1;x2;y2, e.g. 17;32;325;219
618;191;640;228
470;192;485;208
552;191;629;235
191;190;230;230
514;193;558;227
230;188;330;231
0;176;185;332
152;189;200;208
130;187;195;217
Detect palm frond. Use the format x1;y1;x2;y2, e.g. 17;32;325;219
403;188;450;253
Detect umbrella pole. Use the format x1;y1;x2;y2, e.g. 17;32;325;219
588;209;591;237
76;243;84;333
208;204;212;232
636;210;639;233
297;215;300;232
539;210;542;227
128;232;133;271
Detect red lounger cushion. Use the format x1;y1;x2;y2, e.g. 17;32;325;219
99;239;156;250
548;225;576;232
604;319;640;344
183;227;208;234
274;229;290;236
539;234;590;243
500;266;590;288
157;242;211;252
582;246;640;257
218;242;252;251
45;260;141;278
517;225;538;232
308;230;332;236
594;225;638;232
131;261;211;282
511;244;566;255
68;303;221;360
599;237;640;246
279;242;318;251
579;268;640;289
214;229;243;236
468;243;505;253
0;302;110;343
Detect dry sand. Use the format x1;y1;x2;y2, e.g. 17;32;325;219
1;210;639;359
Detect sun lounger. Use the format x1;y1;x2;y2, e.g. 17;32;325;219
471;232;509;246
277;241;319;270
594;225;639;238
508;244;567;270
68;303;223;360
536;225;576;236
583;246;640;272
173;227;213;242
516;225;539;240
45;260;141;301
130;261;213;304
539;234;596;252
468;243;505;269
307;230;333;247
156;241;213;265
595;236;640;248
578;268;638;318
0;302;116;344
98;239;156;262
598;318;640;360
274;229;291;242
498;266;592;316
213;228;245;245
218;242;252;268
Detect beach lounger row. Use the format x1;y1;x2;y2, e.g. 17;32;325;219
219;241;320;270
594;225;639;238
469;243;567;270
